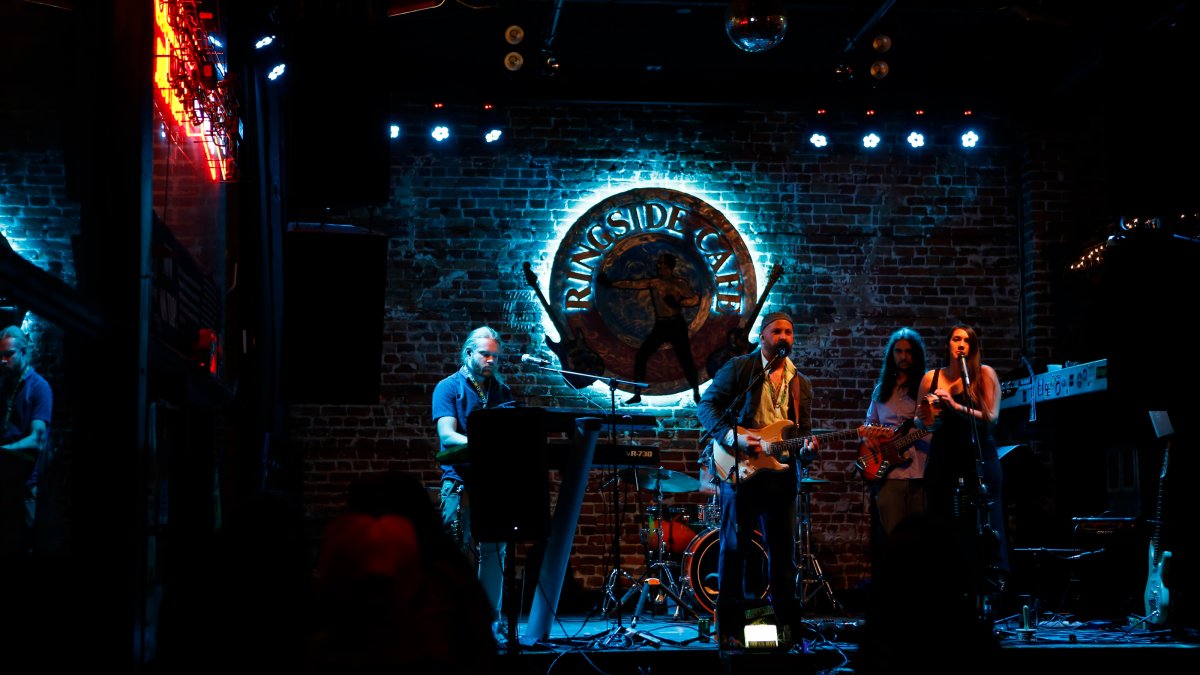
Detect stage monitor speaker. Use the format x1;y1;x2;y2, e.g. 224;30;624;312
281;226;386;403
283;8;389;211
467;407;549;543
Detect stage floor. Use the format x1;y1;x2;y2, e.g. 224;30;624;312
501;602;1200;674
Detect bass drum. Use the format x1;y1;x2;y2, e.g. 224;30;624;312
678;527;769;615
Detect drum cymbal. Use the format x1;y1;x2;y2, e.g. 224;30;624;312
800;477;831;484
636;467;700;493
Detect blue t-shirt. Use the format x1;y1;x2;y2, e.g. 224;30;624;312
3;368;52;486
431;369;514;483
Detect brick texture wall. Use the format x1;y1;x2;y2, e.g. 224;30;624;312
290;103;1110;598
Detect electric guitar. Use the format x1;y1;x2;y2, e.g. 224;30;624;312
1144;442;1171;626
711;419;890;484
522;262;606;389
854;418;930;482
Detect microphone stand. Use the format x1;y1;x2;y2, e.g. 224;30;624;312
529;361;654;647
957;355;999;622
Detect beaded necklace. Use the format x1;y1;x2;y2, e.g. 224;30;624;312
1;365;31;437
463;367;489;408
764;367;789;416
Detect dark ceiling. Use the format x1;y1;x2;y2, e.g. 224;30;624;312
366;0;1196;113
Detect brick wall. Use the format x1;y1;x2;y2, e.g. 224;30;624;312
291;102;1106;596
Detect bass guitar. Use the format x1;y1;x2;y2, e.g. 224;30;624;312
711;419;890;484
1144;436;1171;626
854;418;930;482
522;262;606;389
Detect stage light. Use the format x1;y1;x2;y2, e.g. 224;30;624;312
905;109;927;149
480;102;504;144
389;124;400;140
428;101;452;143
808;108;831;149
744;623;779;648
861;108;881;149
267;64;286;80
254;35;274;49
960;109;980;148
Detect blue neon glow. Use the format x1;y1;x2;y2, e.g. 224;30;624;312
532;179;770;403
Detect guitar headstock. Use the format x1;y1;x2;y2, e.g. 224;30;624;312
766;263;783;286
522;261;538;288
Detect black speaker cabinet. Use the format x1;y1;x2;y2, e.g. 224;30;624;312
281;226;386;403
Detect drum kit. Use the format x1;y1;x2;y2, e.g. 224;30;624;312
602;462;842;622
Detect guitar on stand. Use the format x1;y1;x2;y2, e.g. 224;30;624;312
704;263;783;377
522;262;606;389
1141;411;1173;628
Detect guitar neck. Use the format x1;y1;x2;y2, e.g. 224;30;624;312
524;264;573;338
766;427;866;455
877;427;927;454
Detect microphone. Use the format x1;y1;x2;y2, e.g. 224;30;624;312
521;354;551;366
958;353;971;386
777;344;790;358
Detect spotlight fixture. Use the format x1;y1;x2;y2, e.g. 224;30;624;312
480;102;504;144
872;34;891;52
906;108;926;148
809;108;831;149
429;102;452;144
960;109;980;148
503;25;526;73
870;60;889;79
862;132;882;149
725;0;788;53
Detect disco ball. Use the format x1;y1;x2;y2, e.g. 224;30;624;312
725;0;788;53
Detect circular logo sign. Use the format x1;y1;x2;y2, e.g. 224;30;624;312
542;187;761;397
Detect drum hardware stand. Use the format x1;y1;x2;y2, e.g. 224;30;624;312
586;373;665;649
606;481;699;626
795;463;843;613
